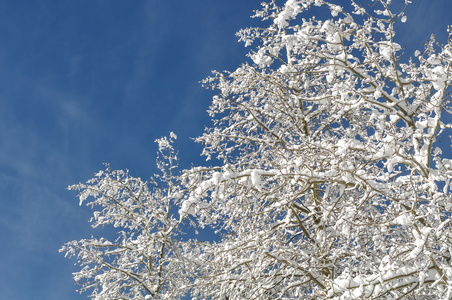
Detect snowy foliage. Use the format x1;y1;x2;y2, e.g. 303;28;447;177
60;134;197;299
62;0;452;299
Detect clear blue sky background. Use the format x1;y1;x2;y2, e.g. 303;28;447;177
0;1;451;299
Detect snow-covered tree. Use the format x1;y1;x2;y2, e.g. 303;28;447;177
63;0;452;299
60;133;196;299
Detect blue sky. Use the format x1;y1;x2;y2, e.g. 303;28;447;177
0;1;451;299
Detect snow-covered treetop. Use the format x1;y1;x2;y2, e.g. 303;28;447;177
63;1;452;299
191;0;452;297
